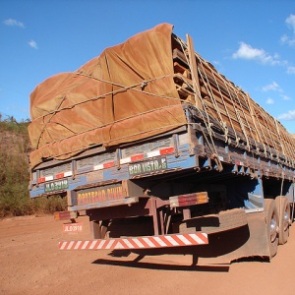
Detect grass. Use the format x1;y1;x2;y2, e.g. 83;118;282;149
0;114;66;218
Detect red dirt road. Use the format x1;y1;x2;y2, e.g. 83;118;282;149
1;215;294;295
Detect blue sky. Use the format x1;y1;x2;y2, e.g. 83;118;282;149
1;0;295;133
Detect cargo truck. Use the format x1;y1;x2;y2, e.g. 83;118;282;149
28;24;295;265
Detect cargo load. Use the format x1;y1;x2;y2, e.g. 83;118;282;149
28;23;295;169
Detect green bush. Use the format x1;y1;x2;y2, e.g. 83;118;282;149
32;195;67;215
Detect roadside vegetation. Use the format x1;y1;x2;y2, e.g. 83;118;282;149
0;114;66;218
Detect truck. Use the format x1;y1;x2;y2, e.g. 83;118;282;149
28;23;295;265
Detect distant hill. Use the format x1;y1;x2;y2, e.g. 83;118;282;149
0;116;31;216
0;115;66;217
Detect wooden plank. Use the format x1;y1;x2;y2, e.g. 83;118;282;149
186;34;202;109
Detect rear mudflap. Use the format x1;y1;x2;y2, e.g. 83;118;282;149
116;210;271;266
194;211;270;266
178;208;248;235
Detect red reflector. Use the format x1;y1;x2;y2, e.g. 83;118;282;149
160;147;175;155
56;173;64;179
38;177;45;184
130;154;144;162
103;161;115;168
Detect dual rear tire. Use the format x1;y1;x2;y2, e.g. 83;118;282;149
265;197;291;258
275;196;290;245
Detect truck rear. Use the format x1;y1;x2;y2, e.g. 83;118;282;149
28;24;295;265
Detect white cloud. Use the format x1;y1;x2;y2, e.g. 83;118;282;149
277;110;295;121
233;42;263;59
3;18;24;28
266;98;275;105
281;14;295;47
286;14;295;33
262;82;282;92
261;83;291;103
281;94;291;101
232;42;281;65
28;40;38;49
3;19;39;50
281;34;295;47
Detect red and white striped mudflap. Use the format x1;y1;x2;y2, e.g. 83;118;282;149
58;233;208;251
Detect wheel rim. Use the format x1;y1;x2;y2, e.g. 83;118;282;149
269;215;278;243
283;209;289;232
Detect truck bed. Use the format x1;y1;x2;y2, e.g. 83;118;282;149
29;104;295;208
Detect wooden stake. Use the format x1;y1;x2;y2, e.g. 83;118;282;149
186;34;202;110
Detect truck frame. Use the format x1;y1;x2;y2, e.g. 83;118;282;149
28;24;295;265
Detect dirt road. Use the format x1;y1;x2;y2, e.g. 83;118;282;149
0;214;294;295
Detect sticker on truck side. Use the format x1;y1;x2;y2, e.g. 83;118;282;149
76;182;127;205
128;157;167;176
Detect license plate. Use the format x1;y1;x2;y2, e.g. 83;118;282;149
44;179;69;193
63;222;83;233
129;157;167;176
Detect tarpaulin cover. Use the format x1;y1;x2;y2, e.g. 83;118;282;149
28;24;186;168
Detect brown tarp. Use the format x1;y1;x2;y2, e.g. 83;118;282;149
28;24;186;168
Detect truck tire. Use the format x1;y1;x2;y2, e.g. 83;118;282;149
275;196;290;245
264;199;279;258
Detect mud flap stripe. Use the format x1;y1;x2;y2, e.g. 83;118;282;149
105;239;116;249
188;233;208;244
74;241;82;249
141;237;157;248
175;234;191;245
81;241;90;249
68;241;75;249
153;237;167;247
59;241;67;250
131;238;145;248
122;239;135;249
97;240;107;249
89;240;98;249
165;235;179;246
58;233;208;250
